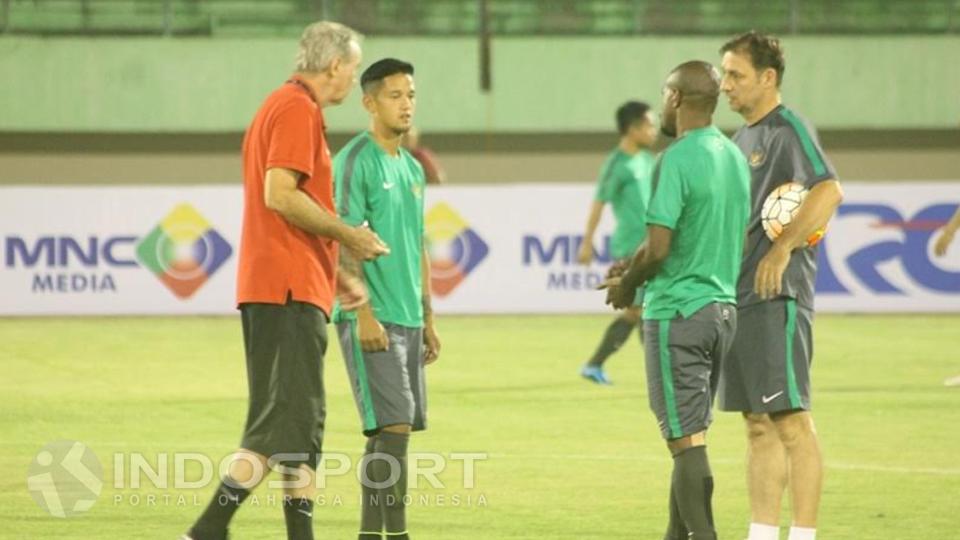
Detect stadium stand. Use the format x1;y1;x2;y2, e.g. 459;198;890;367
2;0;959;36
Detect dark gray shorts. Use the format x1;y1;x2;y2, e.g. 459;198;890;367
718;298;814;414
337;320;427;436
239;298;328;470
644;303;737;440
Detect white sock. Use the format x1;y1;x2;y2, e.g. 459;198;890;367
748;522;780;540
788;526;816;540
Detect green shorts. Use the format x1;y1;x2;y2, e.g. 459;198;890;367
718;298;814;414
239;298;328;470
644;303;737;440
337;320;427;436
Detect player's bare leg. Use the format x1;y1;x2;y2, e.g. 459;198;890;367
226;448;271;489
664;431;716;540
620;305;642;341
281;464;317;498
744;413;788;528
581;306;641;385
771;410;823;530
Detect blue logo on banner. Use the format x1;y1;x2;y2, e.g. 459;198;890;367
522;234;613;290
522;235;612;265
817;203;960;294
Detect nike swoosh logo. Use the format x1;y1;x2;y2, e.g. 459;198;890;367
383;182;395;189
761;391;784;404
297;508;313;518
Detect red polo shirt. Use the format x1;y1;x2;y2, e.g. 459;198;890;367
236;75;339;314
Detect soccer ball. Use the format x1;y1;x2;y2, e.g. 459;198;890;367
761;182;825;246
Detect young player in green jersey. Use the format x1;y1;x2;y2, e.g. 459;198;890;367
333;58;441;540
578;101;658;385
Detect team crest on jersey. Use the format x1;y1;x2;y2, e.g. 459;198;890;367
749;149;766;168
411;183;423;199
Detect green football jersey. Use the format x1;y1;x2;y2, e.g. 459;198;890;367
333;132;426;327
643;126;751;320
594;148;655;260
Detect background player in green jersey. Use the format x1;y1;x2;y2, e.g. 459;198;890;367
578;101;658;385
333;58;441;540
605;60;750;540
718;32;844;540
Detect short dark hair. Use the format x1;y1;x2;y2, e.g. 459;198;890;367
615;101;651;135
360;58;414;94
720;31;785;86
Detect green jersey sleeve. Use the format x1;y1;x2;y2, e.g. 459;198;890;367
594;156;622;203
335;148;370;227
645;154;685;230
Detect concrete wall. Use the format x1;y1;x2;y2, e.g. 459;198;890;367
2;35;959;132
2;34;956;186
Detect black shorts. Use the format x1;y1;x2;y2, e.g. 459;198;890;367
718;298;814;414
239;297;328;470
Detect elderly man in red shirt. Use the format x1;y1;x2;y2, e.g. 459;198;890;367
184;21;387;540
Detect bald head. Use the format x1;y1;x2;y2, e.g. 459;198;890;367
665;60;721;113
659;60;721;137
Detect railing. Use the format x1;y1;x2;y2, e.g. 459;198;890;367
2;0;958;36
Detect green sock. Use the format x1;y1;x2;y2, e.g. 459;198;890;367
672;446;716;540
587;317;634;366
373;431;410;535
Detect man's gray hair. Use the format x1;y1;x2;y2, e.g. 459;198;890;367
295;21;362;72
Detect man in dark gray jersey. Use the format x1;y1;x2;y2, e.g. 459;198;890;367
717;31;844;540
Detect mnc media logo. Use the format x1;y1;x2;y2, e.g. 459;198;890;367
425;203;488;297
135;204;233;299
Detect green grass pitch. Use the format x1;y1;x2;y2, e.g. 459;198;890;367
1;314;958;539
